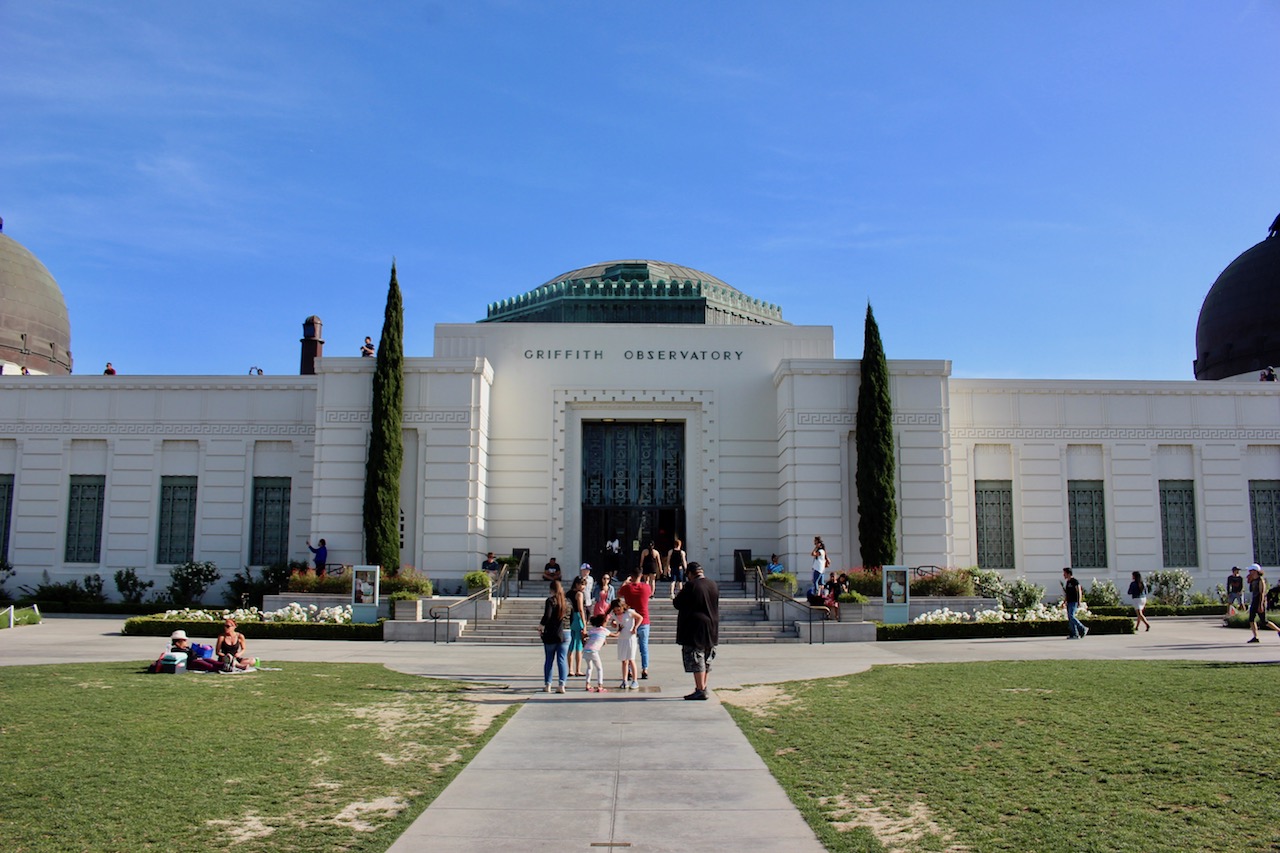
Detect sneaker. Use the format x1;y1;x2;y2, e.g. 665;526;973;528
1080;626;1089;638
628;680;639;690
544;684;554;692
619;681;629;690
1247;637;1260;643
556;684;566;694
684;690;707;700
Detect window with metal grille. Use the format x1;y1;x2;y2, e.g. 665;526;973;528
1067;480;1107;568
250;477;291;566
974;479;1014;569
65;475;106;563
0;474;13;561
1158;480;1198;567
1249;480;1280;566
157;476;198;564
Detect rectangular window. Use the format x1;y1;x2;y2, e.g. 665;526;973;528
0;474;13;561
156;476;198;564
250;477;291;566
974;479;1015;570
1249;480;1280;566
65;475;106;563
1158;479;1198;568
1067;479;1107;569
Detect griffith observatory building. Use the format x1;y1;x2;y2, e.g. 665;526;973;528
2;222;1280;599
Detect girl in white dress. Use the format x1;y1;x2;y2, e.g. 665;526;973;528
608;598;641;689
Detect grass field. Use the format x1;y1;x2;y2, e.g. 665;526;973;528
722;660;1280;853
0;662;517;852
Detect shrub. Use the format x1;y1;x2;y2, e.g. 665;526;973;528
1147;569;1193;606
81;573;108;603
283;565;432;598
1089;604;1226;617
910;568;975;597
968;566;1006;600
166;561;221;607
387;590;419;602
1188;589;1220;606
1223;612;1280;630
764;572;798;596
228;560;305;608
0;558;14;601
845;567;882;596
382;567;432;597
18;571;104;605
1084;578;1121;607
464;571;491;590
114;568;154;605
878;615;1135;641
122;615;383;641
837;589;869;604
1003;577;1045;611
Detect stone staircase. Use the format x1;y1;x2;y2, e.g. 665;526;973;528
457;582;800;644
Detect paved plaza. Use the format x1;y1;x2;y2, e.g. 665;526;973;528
3;615;1274;850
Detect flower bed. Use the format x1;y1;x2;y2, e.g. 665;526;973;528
878;615;1134;641
912;602;1092;624
122;604;384;640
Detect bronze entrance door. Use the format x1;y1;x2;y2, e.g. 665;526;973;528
580;421;685;579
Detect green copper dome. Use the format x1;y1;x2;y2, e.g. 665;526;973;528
482;260;786;326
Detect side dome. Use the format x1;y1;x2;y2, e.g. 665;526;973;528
1194;214;1280;380
481;259;786;325
0;226;73;375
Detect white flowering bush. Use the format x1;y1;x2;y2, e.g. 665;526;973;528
162;603;353;624
913;601;1089;624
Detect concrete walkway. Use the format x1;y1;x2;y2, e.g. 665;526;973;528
4;615;1277;851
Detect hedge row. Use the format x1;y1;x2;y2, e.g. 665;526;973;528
14;600;180;616
1088;604;1226;618
876;615;1135;642
121;617;384;641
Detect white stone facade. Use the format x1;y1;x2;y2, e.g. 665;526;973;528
1;320;1277;600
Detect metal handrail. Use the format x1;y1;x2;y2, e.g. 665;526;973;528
752;565;827;644
427;565;508;644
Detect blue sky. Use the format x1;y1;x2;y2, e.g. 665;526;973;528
3;1;1277;378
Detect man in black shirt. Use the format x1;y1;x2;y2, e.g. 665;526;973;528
1063;567;1087;639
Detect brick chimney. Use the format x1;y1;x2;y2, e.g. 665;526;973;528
300;315;324;375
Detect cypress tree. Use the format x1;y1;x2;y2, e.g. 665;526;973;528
855;303;897;568
362;262;405;572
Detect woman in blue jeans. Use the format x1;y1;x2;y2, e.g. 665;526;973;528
539;579;571;693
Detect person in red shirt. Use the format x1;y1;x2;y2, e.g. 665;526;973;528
619;567;653;679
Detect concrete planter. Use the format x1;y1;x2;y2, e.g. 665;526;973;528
392;599;424;621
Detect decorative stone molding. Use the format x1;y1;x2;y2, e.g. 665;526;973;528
0;421;314;436
953;426;1280;441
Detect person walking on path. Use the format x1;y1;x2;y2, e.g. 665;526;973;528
567;575;589;677
538;580;571;692
810;537;828;596
674;562;719;700
1244;564;1280;644
307;538;328;575
1128;571;1151;632
1226;566;1244;609
1063;567;1087;639
619;567;653;680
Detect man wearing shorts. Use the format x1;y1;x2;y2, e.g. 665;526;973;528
674;562;719;700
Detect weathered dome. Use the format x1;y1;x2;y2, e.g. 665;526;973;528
1194;215;1280;380
0;226;73;375
482;259;786;326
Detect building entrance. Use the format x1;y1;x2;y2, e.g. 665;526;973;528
580;421;685;579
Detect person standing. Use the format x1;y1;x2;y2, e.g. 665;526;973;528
567;575;589;677
360;336;375;357
1128;570;1151;632
103;362;116;375
674;562;719;700
1244;564;1280;644
640;541;662;592
666;538;687;599
306;538;328;575
810;536;828;596
619;567;653;680
538;580;571;693
1063;567;1087;639
1226;566;1244;609
578;563;595;609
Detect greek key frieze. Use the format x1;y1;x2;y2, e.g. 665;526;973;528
795;412;854;426
952;426;1280;442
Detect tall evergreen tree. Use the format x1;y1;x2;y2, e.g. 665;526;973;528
855;303;897;568
362;262;405;572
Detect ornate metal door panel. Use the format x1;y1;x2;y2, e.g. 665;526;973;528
581;422;684;573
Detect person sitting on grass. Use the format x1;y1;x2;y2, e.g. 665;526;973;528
216;618;255;670
151;629;221;673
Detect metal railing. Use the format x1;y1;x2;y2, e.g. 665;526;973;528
749;562;829;645
427;564;508;644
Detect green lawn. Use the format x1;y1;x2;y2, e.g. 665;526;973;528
722;660;1280;853
0;662;516;852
